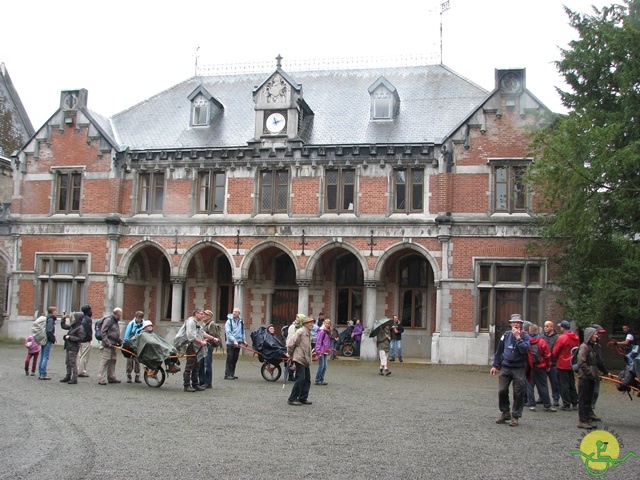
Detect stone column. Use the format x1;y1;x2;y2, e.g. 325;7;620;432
233;278;246;313
170;276;185;322
360;280;379;361
115;276;126;311
297;279;310;315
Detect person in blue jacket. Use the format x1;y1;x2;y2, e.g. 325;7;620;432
490;313;530;427
224;308;246;380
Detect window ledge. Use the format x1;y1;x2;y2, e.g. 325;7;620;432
490;212;530;217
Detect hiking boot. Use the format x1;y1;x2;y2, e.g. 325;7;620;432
544;407;558;413
572;404;578;410
301;400;313;405
379;368;384;376
59;376;70;383
389;358;395;362
39;376;51;380
508;418;519;427
288;400;302;406
30;372;35;376
399;358;403;363
134;376;142;383
496;411;511;424
194;385;206;391
25;370;29;376
184;386;196;392
590;415;601;422
384;369;391;376
553;401;560;407
560;405;572;411
108;379;121;384
67;380;77;384
78;373;89;377
578;422;594;429
127;375;132;383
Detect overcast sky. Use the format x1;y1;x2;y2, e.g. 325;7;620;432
2;0;605;130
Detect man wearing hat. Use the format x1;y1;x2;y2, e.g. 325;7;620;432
490;313;531;426
286;316;315;406
552;320;579;411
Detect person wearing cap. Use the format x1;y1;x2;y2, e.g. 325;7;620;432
576;327;614;429
76;304;93;378
123;311;146;383
224;307;246;380
552;320;579;411
542;320;561;407
286;316;315;406
199;309;221;389
490;313;530;426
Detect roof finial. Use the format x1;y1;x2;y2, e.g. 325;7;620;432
276;54;282;69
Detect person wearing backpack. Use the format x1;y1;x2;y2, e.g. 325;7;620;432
490;313;530;427
224;307;246;380
76;305;93;378
97;308;123;385
552;320;579;412
542;320;561;407
576;327;614;429
123;311;145;383
37;306;59;380
525;324;556;412
24;335;41;376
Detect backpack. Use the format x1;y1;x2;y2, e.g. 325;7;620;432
530;342;541;364
570;346;579;372
616;365;639;394
94;316;110;342
81;317;93;343
31;316;48;346
173;322;189;351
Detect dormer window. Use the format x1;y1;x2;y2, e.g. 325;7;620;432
192;95;210;126
368;76;400;121
187;85;223;128
373;92;392;119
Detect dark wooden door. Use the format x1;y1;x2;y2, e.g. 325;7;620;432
272;289;298;339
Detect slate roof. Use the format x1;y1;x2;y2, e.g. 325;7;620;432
111;64;488;151
0;62;35;140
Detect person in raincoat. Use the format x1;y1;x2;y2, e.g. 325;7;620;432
132;320;181;374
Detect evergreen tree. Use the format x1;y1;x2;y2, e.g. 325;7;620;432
529;1;640;328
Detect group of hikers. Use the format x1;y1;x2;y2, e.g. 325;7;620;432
491;314;638;429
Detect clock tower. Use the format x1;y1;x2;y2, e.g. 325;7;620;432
252;55;311;148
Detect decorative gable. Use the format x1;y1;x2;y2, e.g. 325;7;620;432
187;85;223;127
368;76;400;121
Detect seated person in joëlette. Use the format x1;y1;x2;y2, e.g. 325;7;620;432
132;320;181;373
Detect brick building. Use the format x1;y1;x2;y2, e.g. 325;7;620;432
2;59;560;364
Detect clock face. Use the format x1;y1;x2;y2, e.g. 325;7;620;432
266;112;286;133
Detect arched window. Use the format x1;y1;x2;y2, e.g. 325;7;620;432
398;255;429;328
336;254;363;325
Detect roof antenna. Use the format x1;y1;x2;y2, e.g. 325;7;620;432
195;46;200;76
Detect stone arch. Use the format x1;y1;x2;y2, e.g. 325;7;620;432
373;241;441;283
177;239;234;279
116;239;173;277
305;239;369;280
239;240;300;280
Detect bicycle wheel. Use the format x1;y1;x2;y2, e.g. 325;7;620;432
342;344;354;357
144;366;166;388
261;363;282;382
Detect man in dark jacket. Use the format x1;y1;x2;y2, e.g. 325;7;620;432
490;313;530;427
76;304;93;378
577;327;613;429
59;312;84;384
37;306;58;380
389;315;404;362
97;308;123;385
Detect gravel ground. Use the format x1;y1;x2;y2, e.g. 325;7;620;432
1;343;638;480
